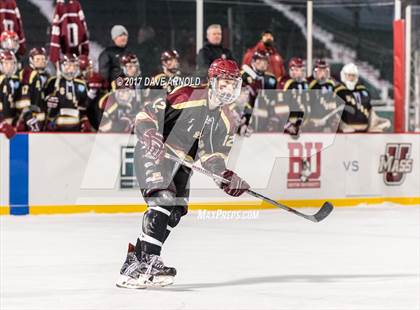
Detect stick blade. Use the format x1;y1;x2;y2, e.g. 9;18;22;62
312;201;334;222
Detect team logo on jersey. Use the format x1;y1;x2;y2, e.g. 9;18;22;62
378;143;413;186
287;142;323;189
120;146;138;189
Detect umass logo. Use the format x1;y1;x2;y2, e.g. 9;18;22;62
378;143;413;185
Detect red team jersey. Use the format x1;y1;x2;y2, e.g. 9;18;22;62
49;0;89;63
0;0;26;55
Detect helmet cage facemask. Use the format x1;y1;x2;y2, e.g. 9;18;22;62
209;75;242;107
30;55;47;72
0;58;17;77
251;58;268;75
1;38;19;53
61;61;80;80
313;67;330;84
341;73;358;91
340;64;359;91
289;66;304;82
123;62;140;77
162;58;180;75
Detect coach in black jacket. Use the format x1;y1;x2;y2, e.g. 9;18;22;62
98;25;129;87
196;24;234;79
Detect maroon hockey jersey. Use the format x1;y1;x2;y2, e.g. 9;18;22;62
0;0;26;55
49;0;89;63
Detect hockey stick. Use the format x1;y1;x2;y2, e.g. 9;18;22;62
164;153;333;222
311;105;344;127
43;61;60;131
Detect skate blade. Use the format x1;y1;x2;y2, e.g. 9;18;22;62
115;275;147;289
139;275;175;287
151;275;175;287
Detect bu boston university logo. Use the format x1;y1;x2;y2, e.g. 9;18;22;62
378;143;413;185
287;142;323;189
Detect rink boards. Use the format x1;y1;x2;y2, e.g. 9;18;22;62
0;133;419;215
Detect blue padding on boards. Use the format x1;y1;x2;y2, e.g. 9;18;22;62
9;134;29;215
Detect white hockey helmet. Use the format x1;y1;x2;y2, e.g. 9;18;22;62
340;63;359;91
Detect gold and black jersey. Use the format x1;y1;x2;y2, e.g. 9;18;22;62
135;85;237;174
45;77;88;130
334;83;371;131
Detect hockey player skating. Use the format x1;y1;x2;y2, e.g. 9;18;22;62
115;58;250;289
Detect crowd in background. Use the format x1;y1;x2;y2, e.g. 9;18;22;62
0;0;391;139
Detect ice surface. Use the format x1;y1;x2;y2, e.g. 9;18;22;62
1;204;419;310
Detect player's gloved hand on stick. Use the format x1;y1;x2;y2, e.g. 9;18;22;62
0;121;16;139
219;169;250;197
284;111;304;139
283;120;301;136
140;128;165;160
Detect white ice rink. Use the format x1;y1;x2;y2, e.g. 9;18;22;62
1;205;419;310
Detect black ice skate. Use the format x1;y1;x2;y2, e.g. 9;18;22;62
115;243;147;289
116;243;177;288
137;252;177;287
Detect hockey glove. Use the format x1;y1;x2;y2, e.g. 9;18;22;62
80;118;92;132
140;128;165;161
219;169;250;197
46;96;59;109
284;111;304;139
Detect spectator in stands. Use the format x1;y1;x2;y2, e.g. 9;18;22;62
98;25;129;86
242;30;285;80
196;24;233;79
